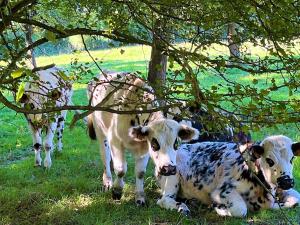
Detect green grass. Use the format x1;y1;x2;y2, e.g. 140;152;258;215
1;45;300;225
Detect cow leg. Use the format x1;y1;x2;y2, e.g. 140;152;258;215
43;122;57;168
56;111;66;152
101;139;113;191
276;189;300;208
94;125;113;191
211;188;247;217
135;154;149;206
29;124;42;167
110;140;127;200
157;175;190;215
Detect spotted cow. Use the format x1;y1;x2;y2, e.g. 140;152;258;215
19;67;73;168
156;135;300;216
87;72;199;205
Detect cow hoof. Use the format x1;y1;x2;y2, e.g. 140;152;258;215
112;188;122;200
34;164;42;168
102;178;113;192
101;184;112;192
44;160;52;168
136;199;146;206
178;204;190;216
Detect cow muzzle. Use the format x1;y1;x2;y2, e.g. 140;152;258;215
277;175;294;190
159;165;177;176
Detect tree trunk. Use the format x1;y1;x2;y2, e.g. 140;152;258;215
227;23;240;60
24;23;37;69
148;34;167;87
147;15;168;109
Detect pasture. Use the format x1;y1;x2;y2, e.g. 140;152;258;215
1;45;300;225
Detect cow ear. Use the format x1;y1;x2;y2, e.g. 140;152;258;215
178;125;199;141
250;145;264;159
50;89;62;100
129;126;149;141
19;93;29;103
291;142;300;156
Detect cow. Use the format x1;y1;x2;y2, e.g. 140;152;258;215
156;135;300;217
87;71;199;205
18;67;73;168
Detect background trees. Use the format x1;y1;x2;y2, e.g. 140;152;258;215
1;0;300;131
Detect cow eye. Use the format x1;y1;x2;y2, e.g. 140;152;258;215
290;156;295;164
174;139;179;150
266;158;275;167
151;138;160;151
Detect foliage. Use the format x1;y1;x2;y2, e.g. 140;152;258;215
1;0;300;135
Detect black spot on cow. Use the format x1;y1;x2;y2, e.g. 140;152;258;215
137;171;145;179
250;201;261;211
117;171;125;178
219;182;234;198
33;143;41;150
130;119;135;126
210;151;222;162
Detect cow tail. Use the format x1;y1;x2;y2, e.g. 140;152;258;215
87;115;97;140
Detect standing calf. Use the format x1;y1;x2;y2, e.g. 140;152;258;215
19;67;73;168
87;72;198;205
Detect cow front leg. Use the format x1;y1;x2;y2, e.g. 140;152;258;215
276;188;300;208
101;139;113;191
56;112;66;152
157;175;190;215
43;122;57;168
110;141;127;200
29;123;42;167
135;154;149;206
211;188;247;217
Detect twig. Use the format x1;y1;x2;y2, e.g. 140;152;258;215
80;34;107;78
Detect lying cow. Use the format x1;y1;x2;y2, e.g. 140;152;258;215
157;135;300;216
19;67;73;168
87;72;198;205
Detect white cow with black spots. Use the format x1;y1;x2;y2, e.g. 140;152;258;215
19;67;73;168
156;135;300;216
87;72;199;205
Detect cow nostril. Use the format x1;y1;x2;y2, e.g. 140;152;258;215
160;165;177;176
277;176;294;190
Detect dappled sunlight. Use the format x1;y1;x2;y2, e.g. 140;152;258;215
36;45;152;67
73;84;87;90
240;73;283;82
47;194;94;214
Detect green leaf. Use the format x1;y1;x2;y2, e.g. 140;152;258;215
252;79;258;84
57;71;69;81
16;82;25;102
44;30;56;42
11;69;25;79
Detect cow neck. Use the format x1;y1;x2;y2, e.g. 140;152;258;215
241;144;272;191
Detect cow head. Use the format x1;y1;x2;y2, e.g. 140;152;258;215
250;135;300;190
129;119;199;176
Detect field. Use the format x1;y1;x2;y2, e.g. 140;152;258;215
1;45;300;225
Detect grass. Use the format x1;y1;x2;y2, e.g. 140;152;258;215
1;45;300;225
